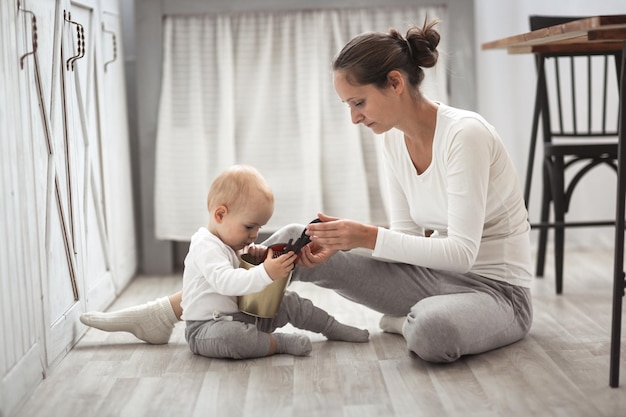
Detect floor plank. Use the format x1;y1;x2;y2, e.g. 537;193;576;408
14;249;626;417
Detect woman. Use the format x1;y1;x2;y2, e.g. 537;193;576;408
81;19;533;362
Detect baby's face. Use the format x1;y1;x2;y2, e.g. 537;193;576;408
218;198;273;251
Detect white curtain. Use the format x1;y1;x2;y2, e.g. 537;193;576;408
154;6;447;240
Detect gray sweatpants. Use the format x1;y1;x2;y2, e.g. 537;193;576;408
186;291;335;359
264;224;533;363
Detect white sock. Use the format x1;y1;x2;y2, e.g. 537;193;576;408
379;314;406;335
80;296;179;344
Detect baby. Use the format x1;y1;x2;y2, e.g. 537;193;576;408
181;165;369;358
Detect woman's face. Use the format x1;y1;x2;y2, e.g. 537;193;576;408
333;70;401;135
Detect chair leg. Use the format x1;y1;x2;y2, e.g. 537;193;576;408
553;224;565;294
550;156;566;295
536;161;551;277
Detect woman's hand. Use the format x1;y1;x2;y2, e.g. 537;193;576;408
263;248;296;280
304;212;378;251
297;240;338;268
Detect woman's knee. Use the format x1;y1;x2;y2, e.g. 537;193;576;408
404;302;462;363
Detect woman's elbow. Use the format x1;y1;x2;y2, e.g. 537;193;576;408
447;246;477;273
448;261;473;274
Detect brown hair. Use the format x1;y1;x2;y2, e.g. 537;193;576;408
207;165;274;213
332;19;440;94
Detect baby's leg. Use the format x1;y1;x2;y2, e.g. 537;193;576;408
185;319;311;359
266;291;369;342
80;295;179;344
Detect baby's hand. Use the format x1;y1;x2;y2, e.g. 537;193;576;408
263;248;296;280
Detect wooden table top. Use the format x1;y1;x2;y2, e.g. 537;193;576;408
481;14;626;54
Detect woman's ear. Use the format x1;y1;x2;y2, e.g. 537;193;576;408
387;70;405;94
213;205;227;223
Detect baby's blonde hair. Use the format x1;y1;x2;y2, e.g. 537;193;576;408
207;165;274;213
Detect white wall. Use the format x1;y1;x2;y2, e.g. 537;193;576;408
475;1;625;249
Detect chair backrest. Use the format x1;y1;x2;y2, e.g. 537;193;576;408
529;15;585;31
529;15;621;141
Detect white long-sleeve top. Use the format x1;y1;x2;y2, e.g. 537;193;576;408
181;227;273;321
373;103;532;288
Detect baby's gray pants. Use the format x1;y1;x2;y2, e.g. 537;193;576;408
185;291;327;359
264;224;533;363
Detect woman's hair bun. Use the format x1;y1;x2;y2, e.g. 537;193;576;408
405;19;440;68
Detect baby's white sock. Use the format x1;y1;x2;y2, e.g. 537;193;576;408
80;296;179;344
379;314;406;335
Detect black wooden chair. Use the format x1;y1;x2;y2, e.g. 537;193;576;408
524;15;622;294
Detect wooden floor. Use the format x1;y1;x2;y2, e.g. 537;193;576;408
15;249;626;417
